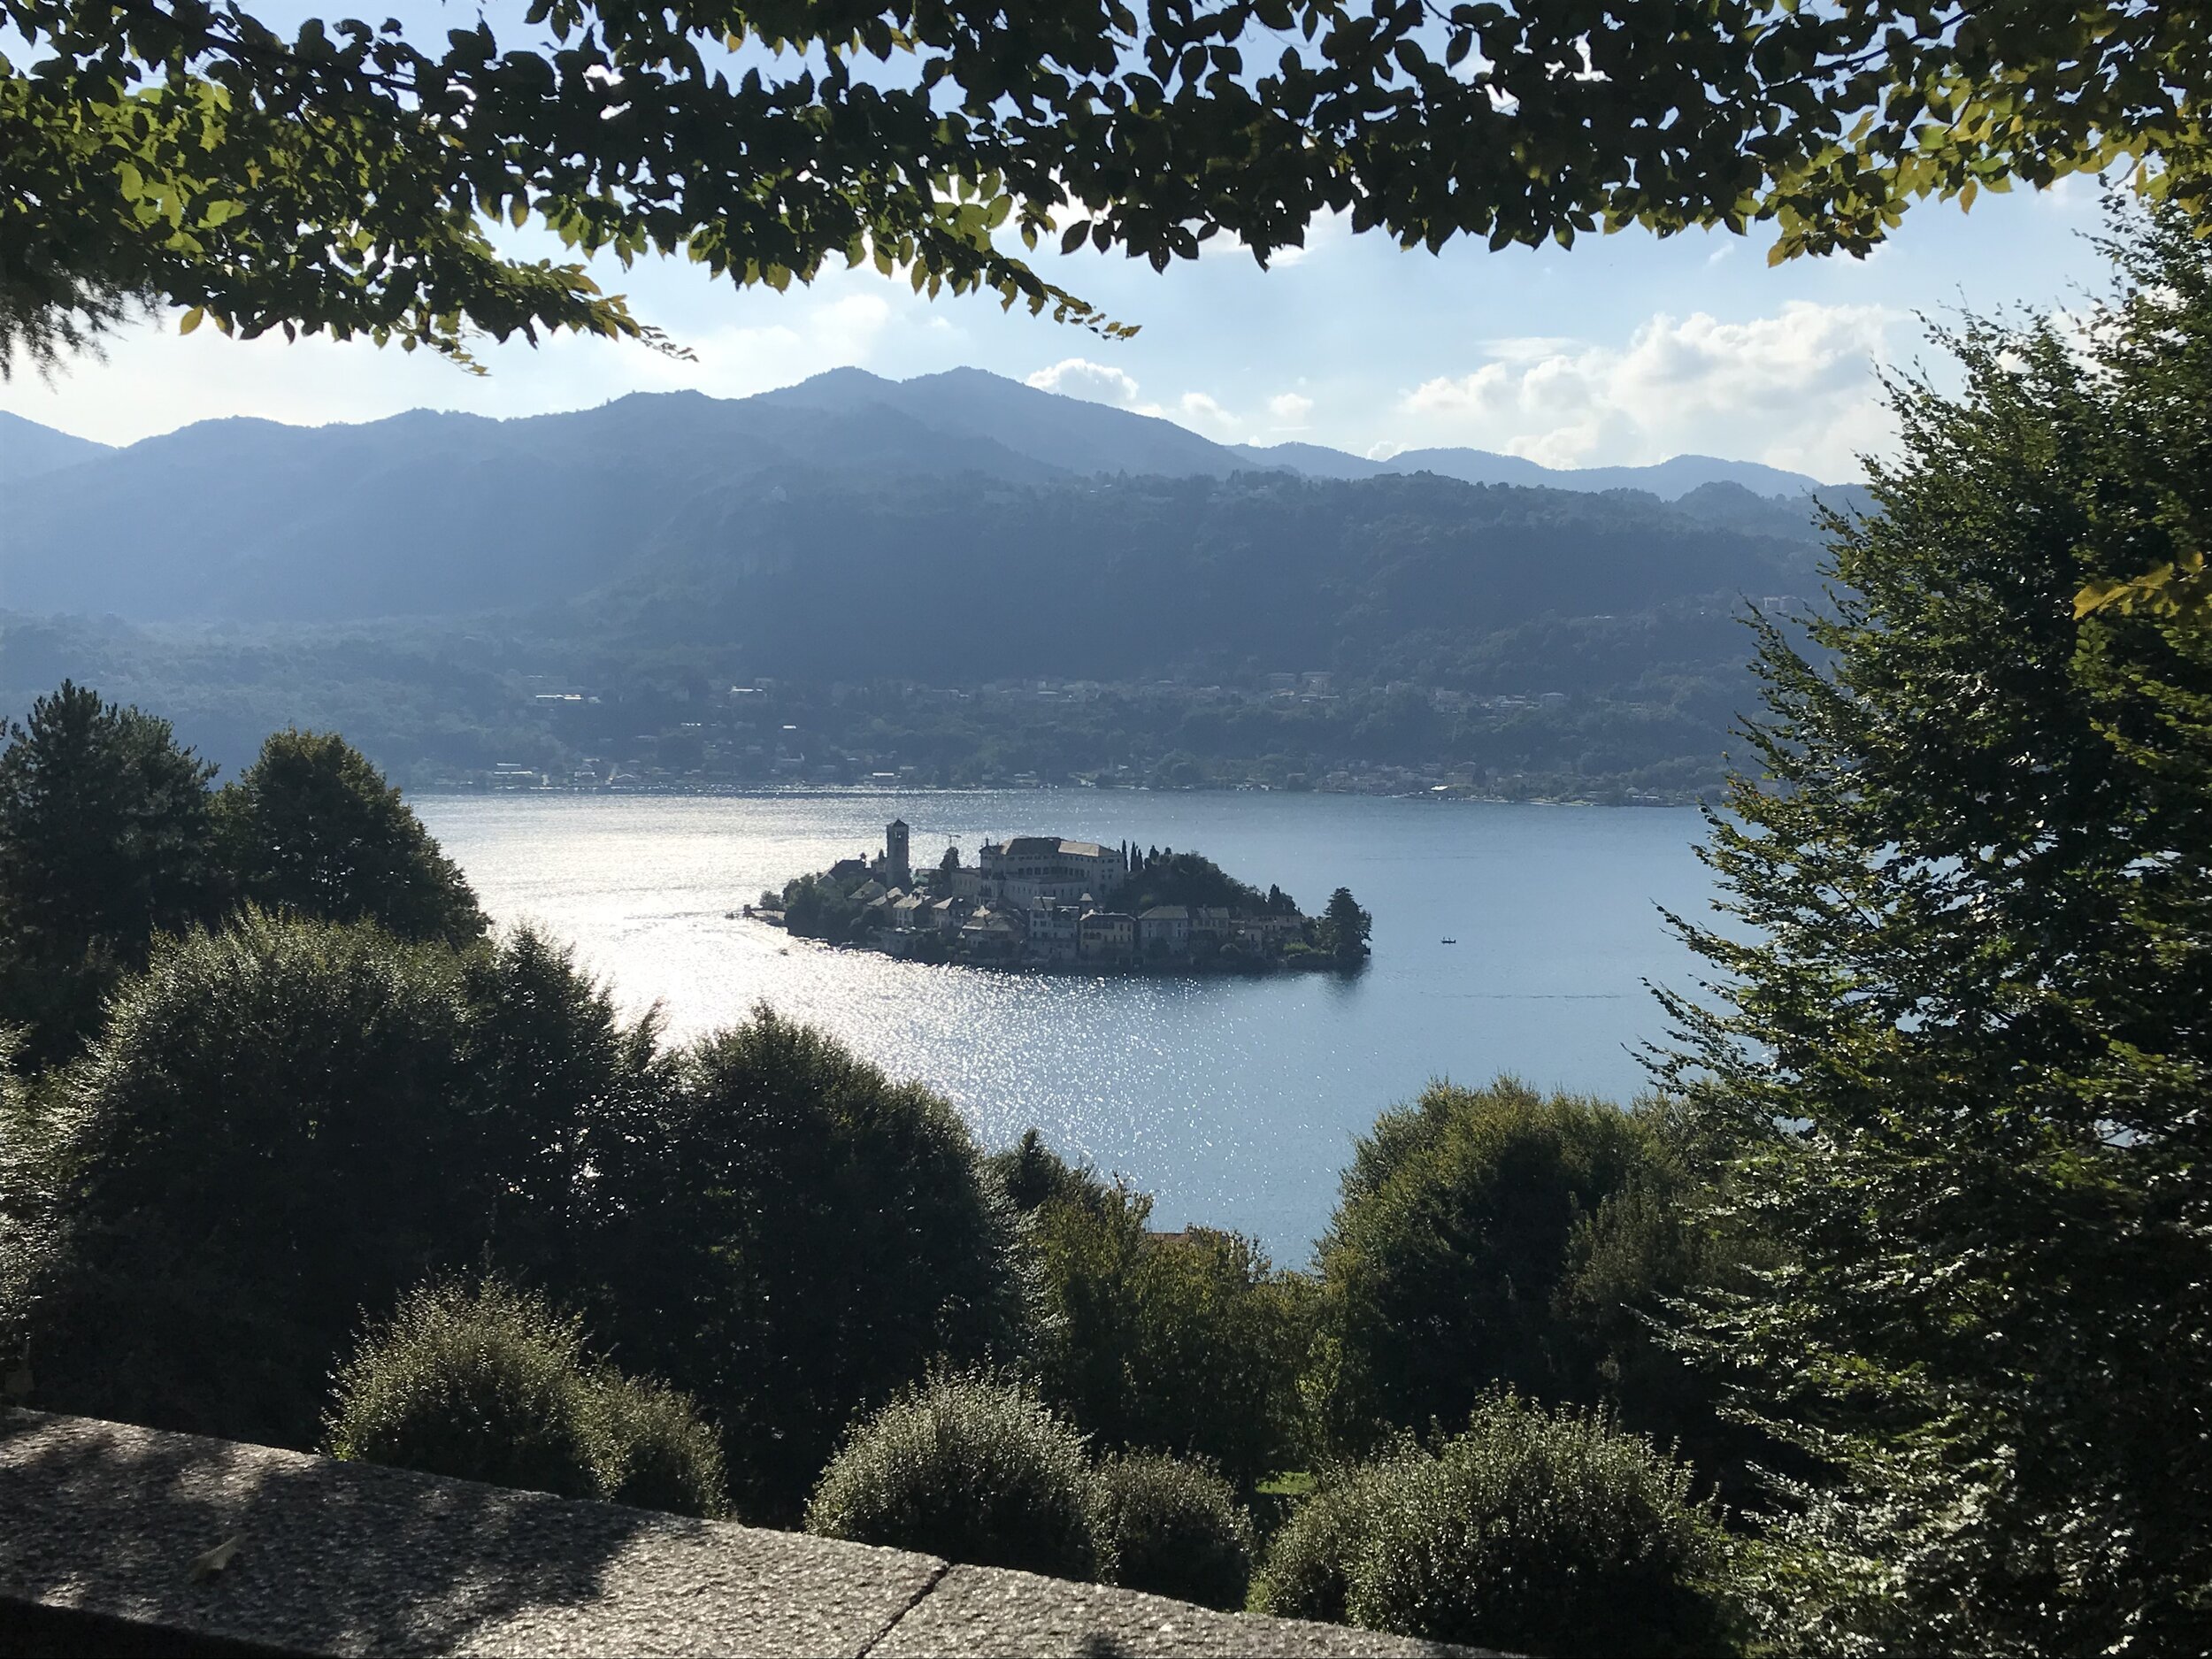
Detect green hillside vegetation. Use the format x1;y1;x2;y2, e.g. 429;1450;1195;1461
0;460;1823;801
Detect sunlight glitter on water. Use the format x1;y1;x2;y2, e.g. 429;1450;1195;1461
416;790;1717;1263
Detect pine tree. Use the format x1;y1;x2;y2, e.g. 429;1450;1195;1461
1659;203;2212;1655
0;682;219;1056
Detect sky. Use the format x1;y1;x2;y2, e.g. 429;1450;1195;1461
2;97;2118;483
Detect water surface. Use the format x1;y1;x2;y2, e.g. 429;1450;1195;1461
416;791;1718;1262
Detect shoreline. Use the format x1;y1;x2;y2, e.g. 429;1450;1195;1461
409;781;1708;808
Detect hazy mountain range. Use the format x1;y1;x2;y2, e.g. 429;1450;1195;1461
0;366;1865;626
3;366;1847;495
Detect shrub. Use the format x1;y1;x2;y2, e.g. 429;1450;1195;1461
0;913;662;1453
1310;1079;1717;1459
326;1280;603;1498
1257;1396;1732;1656
1251;1457;1410;1625
587;1370;729;1518
805;1372;1097;1580
326;1279;727;1517
1090;1453;1255;1611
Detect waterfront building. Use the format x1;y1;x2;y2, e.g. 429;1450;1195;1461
1079;910;1136;962
1138;904;1192;955
1025;899;1081;963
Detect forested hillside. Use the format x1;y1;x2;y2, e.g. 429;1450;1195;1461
0;372;1848;796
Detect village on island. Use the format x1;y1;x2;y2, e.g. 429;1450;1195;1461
746;818;1371;972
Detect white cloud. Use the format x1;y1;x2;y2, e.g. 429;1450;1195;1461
1175;391;1236;433
1398;302;1901;480
1023;361;1238;434
1025;357;1142;405
1268;392;1314;427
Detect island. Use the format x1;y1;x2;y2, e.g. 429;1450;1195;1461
749;818;1371;972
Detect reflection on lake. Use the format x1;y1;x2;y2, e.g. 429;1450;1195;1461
416;790;1718;1263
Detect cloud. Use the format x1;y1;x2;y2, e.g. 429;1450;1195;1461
1397;302;1900;480
1268;392;1314;427
1175;391;1236;432
1025;357;1142;404
1022;360;1238;434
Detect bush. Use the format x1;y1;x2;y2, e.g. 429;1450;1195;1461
0;914;659;1453
326;1279;726;1517
1090;1453;1255;1611
587;1370;730;1517
326;1280;604;1499
1250;1457;1410;1626
1257;1396;1732;1656
805;1372;1097;1580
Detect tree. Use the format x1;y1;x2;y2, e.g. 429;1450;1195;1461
1657;204;2212;1655
216;728;486;946
6;0;2208;370
1317;887;1371;962
0;681;219;1057
1007;1150;1313;1491
587;1006;1024;1522
1309;1079;1736;1470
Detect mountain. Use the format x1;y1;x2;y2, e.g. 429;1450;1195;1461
764;366;1255;478
1233;437;1836;499
0;368;1854;625
0;411;113;485
1229;441;1389;480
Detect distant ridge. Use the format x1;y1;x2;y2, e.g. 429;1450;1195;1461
3;366;1847;502
0;366;1869;623
0;411;113;484
1233;439;1834;500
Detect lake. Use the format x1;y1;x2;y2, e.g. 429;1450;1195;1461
416;791;1719;1264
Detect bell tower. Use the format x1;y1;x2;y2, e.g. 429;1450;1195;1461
886;818;910;888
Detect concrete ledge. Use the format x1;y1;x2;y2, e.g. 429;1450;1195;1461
0;1410;1482;1657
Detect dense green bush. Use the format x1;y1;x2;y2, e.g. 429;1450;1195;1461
326;1280;605;1499
804;1372;1098;1579
590;1009;1024;1523
1310;1079;1742;1473
0;914;655;1451
1256;1397;1732;1656
585;1369;730;1517
327;1279;726;1517
1248;1457;1411;1626
1089;1452;1255;1611
994;1133;1311;1490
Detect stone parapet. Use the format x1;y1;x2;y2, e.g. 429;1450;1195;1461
0;1409;1485;1657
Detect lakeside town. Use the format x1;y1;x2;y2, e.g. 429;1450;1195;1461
747;819;1372;972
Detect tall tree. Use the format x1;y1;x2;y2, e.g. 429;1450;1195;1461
5;0;2208;369
1317;887;1371;962
0;681;218;1056
1659;202;2212;1655
216;728;485;947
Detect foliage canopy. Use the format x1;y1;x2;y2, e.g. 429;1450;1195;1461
7;0;2209;368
